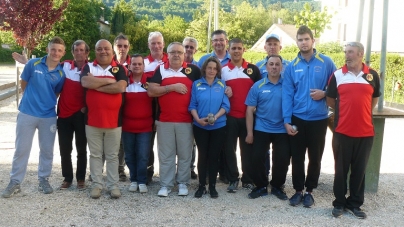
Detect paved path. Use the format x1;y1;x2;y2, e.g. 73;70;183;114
0;64;19;86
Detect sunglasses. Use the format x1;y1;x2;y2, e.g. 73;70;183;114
117;44;129;48
185;45;195;50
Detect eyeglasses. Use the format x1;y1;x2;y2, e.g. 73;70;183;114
117;44;129;48
184;45;195;50
212;39;226;43
168;51;184;55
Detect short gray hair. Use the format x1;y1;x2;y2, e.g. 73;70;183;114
167;42;184;52
148;31;164;43
182;37;198;49
345;41;364;53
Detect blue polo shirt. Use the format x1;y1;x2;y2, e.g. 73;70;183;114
245;76;286;133
256;57;290;78
190;59;198;66
197;51;231;68
189;77;230;130
19;56;66;118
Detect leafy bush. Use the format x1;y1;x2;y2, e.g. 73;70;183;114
196;49;404;104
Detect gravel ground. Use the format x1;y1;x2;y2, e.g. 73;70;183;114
0;94;404;227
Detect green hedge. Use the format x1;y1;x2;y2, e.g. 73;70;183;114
195;51;404;104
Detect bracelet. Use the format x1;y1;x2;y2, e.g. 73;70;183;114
165;85;169;94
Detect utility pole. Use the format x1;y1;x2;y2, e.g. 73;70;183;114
214;0;219;30
207;0;213;53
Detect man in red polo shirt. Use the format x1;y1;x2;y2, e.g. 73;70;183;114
80;39;128;199
143;31;168;183
147;42;201;197
327;42;380;219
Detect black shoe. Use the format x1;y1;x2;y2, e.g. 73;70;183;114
289;192;303;206
119;172;127;182
219;174;229;184
227;181;239;193
248;187;268;199
303;193;315;208
242;183;254;191
208;185;218;198
191;170;197;180
271;187;288;200
332;206;344;218
345;207;367;219
194;185;206;198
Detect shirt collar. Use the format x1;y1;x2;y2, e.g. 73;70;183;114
227;59;248;70
341;63;370;74
92;58;119;67
146;53;168;63
163;60;188;70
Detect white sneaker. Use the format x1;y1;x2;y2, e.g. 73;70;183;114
138;184;148;193
129;182;138;192
178;184;188;196
157;187;171;197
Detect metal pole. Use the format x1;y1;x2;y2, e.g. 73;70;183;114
207;0;213;53
214;0;219;30
378;0;389;111
365;0;375;66
356;0;365;41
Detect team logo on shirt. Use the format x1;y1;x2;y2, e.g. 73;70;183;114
112;67;119;73
366;74;373;81
141;82;149;90
185;67;192;74
247;68;253;75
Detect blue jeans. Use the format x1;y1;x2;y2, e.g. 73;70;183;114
122;131;152;184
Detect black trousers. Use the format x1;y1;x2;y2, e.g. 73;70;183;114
224;116;253;183
147;130;156;177
249;130;291;188
290;115;328;192
193;125;226;185
332;132;373;209
57;111;87;182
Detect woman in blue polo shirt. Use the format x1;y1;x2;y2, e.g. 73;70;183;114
189;57;230;198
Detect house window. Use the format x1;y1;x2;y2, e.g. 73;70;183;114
343;24;347;41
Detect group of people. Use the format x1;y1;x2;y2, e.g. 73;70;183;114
1;25;380;219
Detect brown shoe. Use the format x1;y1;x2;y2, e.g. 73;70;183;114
60;181;72;190
119;172;127;182
77;180;86;190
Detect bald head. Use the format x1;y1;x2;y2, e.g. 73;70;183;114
95;39;113;67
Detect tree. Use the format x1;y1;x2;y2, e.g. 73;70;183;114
43;0;101;54
111;0;136;35
0;0;69;58
293;2;332;38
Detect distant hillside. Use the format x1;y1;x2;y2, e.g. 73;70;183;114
102;0;319;21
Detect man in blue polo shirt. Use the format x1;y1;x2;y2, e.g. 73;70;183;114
282;25;337;208
245;55;291;200
256;33;290;76
255;33;290;179
197;30;231;68
2;37;67;198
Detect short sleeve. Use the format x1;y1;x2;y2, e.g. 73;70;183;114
326;74;337;99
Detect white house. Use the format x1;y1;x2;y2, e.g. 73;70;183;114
250;24;298;52
321;0;403;54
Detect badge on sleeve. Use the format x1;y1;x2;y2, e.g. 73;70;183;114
247;68;253;75
185;67;192;74
112;67;119;74
366;74;373;81
141;82;149;90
